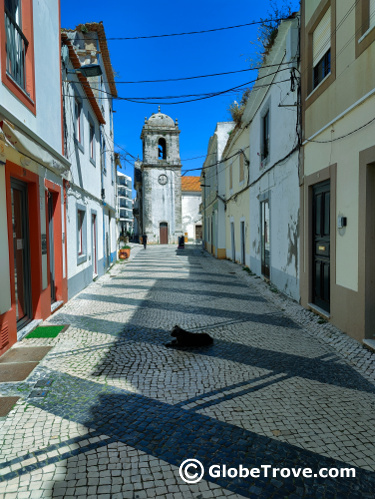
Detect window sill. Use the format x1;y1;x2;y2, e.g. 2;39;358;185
306;72;331;101
77;253;87;265
5;72;35;112
358;24;375;44
90;157;96;167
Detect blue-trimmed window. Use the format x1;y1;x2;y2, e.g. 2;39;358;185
89;119;96;165
77;205;87;264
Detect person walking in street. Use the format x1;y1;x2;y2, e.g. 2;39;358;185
143;233;148;249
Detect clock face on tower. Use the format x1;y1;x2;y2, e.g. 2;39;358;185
158;174;168;186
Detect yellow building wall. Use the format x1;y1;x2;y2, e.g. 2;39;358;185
224;128;250;263
304;95;375;291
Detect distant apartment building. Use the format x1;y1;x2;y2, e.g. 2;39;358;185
300;0;375;344
117;171;133;236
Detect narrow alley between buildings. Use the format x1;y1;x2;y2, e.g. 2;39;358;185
0;245;375;498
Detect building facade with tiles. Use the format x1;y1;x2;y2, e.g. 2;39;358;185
300;0;375;343
0;0;70;354
61;23;118;299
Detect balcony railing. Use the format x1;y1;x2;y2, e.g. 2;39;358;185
5;7;28;91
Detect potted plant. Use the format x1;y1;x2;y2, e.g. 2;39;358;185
118;236;131;260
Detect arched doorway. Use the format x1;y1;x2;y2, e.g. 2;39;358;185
159;222;168;244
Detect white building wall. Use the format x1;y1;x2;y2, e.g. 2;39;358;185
62;32;117;298
0;0;63;153
245;19;300;301
182;192;202;240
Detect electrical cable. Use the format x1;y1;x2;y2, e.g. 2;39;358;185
63;76;291;105
103;16;300;41
62;61;295;85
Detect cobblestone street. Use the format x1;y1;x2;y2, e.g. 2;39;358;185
1;244;375;498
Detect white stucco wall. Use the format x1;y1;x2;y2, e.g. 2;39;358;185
0;0;63;155
62;34;117;298
182;192;202;240
202;122;234;255
245;18;300;300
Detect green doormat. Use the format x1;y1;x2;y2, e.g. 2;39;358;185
26;325;68;338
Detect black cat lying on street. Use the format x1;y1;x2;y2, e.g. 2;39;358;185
166;325;214;348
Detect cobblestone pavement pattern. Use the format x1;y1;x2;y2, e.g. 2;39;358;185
1;245;375;498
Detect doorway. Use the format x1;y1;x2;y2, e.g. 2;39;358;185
11;179;32;329
312;181;330;312
231;222;235;261
92;213;97;276
195;224;202;241
48;193;56;303
160;222;168;244
240;221;245;265
261;200;270;278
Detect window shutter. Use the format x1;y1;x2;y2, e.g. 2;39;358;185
313;7;331;67
370;0;375;27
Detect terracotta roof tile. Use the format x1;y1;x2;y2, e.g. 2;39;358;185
61;33;105;125
181;176;201;192
62;22;117;98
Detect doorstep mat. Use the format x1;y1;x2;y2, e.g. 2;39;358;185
26;324;69;339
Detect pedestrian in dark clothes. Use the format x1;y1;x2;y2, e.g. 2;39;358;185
143;234;148;249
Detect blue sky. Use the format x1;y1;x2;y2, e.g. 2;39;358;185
61;0;299;185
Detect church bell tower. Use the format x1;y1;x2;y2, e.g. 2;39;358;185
136;107;182;244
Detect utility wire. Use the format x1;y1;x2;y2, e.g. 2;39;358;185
104;16;300;41
63;72;291;105
62;61;294;85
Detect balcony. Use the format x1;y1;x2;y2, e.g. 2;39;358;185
5;6;28;92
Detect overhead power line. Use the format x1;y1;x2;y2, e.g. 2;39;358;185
63;68;292;104
104;16;300;41
62;61;294;85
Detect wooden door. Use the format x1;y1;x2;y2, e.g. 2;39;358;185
312;181;330;312
48;193;56;303
11;179;32;329
160;222;168;244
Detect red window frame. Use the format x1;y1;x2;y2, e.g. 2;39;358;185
1;0;36;114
